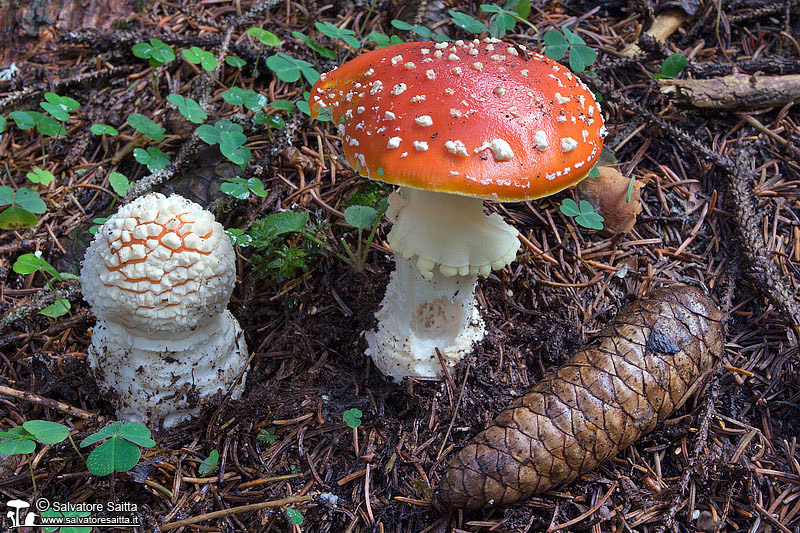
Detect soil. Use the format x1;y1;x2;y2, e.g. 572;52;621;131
1;1;799;532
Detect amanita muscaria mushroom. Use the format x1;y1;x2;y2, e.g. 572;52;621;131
81;193;249;428
309;39;606;381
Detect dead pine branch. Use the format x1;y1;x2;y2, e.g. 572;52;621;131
0;384;95;420
730;147;800;337
659;73;800;109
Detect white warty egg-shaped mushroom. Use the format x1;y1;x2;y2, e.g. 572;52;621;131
81;193;249;428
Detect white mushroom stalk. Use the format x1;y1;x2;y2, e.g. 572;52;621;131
81;193;249;428
365;187;519;381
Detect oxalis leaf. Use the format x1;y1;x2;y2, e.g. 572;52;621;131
81;421;155;476
128;113;165;141
0;205;38;229
133;147;170;172
108;172;132;197
22;420;69;445
167;93;207;124
86;437;141;476
544;29;568;60
342;408;362;428
344;205;378;229
559;198;580;217
247;27;281;47
0;435;36;455
198;449;219;476
40;298;70;318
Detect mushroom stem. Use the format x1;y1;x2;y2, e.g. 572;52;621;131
88;310;248;429
365;254;484;381
386;187;521;280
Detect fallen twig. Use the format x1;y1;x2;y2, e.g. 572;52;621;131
159;494;314;530
659;73;800;109
0;384;95;420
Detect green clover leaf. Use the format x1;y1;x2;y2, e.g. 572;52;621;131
342;408;362;428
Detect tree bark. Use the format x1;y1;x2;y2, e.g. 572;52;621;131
0;0;136;64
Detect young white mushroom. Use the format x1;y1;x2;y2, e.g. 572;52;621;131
309;40;606;381
81;193;248;428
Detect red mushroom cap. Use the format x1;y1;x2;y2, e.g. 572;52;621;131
309;39;606;201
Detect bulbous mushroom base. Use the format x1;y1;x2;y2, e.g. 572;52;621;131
88;310;249;429
365;255;485;381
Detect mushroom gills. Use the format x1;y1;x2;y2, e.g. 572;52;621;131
365;255;485;381
386;187;521;280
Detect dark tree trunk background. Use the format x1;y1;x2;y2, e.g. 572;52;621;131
0;0;136;63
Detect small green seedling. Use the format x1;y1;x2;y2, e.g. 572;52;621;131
366;32;404;47
221;88;267;111
343;408;362;455
286;508;304;525
167;94;207;124
626;175;636;203
559;198;604;230
249;212;313;242
220;177;267;200
390;20;434;39
13;253;71;317
340;199;388;271
449;10;489;34
9;110;65;137
342;408;362;429
247;27;282;47
481;0;536;39
26;168;55;186
183;46;218;71
132;38;175;97
40;92;80;122
196;120;251;168
89;217;109;235
0;186;46;229
254;112;285;129
198;449;219;476
132;38;176;67
0;420;71;496
11;92;78;164
0;115;6;133
271;100;294;112
108;172;132;197
226;228;253;247
225;56;247;68
128;113;166;141
90;124;119;136
544;26;597;73
315;21;361;49
0;420;69;455
292;31;335;59
133;147;171;172
80;421;156;477
654;53;687;79
257;426;279;445
266;53;320;85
